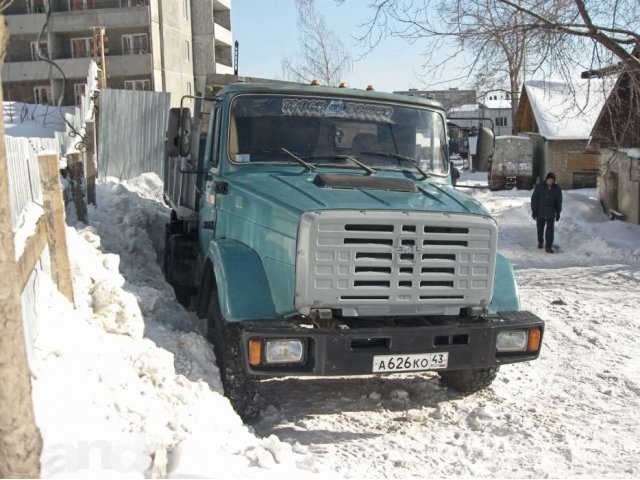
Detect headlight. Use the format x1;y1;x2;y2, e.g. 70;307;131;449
265;339;305;364
496;330;528;352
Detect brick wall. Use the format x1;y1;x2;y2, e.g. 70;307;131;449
547;139;595;189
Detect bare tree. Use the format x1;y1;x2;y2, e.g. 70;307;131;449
496;0;639;69
283;0;352;86
357;0;555;125
357;0;639;128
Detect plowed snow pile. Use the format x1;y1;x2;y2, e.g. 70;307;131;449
30;171;640;478
31;174;326;478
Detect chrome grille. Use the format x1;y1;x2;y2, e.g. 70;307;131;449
295;210;497;317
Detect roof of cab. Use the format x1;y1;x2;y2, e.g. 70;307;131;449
213;82;445;111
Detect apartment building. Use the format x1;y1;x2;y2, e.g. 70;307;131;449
2;0;233;107
394;88;477;112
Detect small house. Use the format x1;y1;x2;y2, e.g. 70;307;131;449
590;63;640;224
514;80;611;189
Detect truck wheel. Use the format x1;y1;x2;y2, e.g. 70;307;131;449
164;234;191;306
206;288;261;422
438;367;499;393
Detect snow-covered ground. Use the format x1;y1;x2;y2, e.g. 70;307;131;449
32;176;326;478
4;102;72;138
31;170;640;478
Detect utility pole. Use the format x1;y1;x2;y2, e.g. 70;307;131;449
91;26;108;88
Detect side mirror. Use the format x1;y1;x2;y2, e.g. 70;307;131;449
476;126;495;172
178;117;192;157
167;107;192;157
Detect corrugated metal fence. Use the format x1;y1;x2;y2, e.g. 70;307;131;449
6;136;60;230
98;88;170;180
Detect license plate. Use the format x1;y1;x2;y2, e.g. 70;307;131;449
372;352;449;373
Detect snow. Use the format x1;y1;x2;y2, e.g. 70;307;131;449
13;201;44;260
621;148;640;158
448;103;479;115
482;98;511;110
31;174;327;478
4;102;73;138
523;79;613;140
31;169;640;478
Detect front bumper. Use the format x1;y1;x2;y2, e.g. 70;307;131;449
239;311;544;377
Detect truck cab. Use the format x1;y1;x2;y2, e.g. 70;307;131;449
164;83;544;420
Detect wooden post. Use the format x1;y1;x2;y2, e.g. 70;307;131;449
38;153;75;304
67;152;88;224
85;121;97;206
0;15;43;478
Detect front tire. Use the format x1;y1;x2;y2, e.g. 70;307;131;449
438;367;499;393
206;287;261;422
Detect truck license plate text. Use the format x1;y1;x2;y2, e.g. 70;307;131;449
372;353;449;373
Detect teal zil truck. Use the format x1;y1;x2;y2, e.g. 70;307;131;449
163;82;544;420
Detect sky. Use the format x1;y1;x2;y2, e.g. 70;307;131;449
230;0;472;93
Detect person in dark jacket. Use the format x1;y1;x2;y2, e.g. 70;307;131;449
531;172;563;253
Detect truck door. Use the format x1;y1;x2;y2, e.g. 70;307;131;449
199;104;222;254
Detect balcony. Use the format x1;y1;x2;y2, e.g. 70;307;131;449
215;63;233;75
212;0;231;12
5;2;149;35
2;60;58;82
2;52;152;83
213;22;232;47
49;5;150;32
104;53;152;77
49;0;149;13
5;13;47;36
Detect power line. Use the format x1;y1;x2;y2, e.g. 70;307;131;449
36;1;85;147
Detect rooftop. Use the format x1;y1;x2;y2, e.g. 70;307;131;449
522;79;613;140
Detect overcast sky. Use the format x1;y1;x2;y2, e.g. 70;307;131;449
231;0;472;93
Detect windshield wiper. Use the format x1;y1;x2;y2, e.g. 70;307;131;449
244;148;315;171
280;148;316;171
305;154;376;175
360;151;429;179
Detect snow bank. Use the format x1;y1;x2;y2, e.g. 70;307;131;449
32;173;327;478
4;102;73;138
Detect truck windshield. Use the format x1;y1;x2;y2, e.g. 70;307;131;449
228;94;449;176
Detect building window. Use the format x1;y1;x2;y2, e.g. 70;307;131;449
34;85;52;105
120;0;149;6
184;40;190;62
71;37;95;58
27;0;47;13
186;82;192;96
573;172;597;189
74;84;87;105
124;79;151;91
183;0;189;19
122;34;149;55
30;40;49;61
495;116;508;127
69;0;95;11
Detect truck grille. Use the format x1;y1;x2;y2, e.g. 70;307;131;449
295;211;497;317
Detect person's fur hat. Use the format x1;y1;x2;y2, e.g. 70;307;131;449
546;172;556;180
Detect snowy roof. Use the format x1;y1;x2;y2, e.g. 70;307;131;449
523;79;613;140
447;104;479;114
620;148;640;158
482;98;512;110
